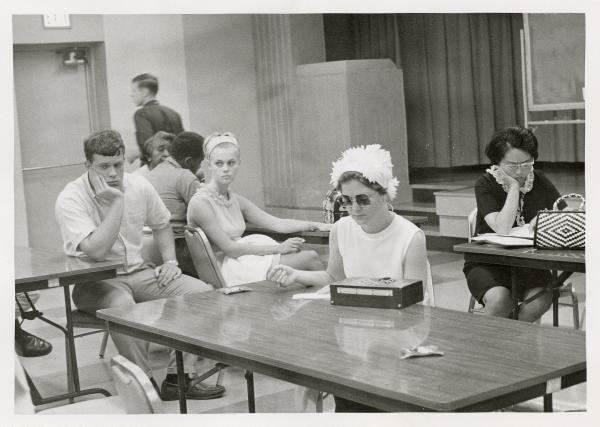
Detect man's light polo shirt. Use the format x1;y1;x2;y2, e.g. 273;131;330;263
146;157;202;237
55;172;171;274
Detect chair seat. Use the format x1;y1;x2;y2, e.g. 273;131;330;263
36;396;126;414
71;310;107;329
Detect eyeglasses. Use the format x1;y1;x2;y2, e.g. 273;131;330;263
501;160;534;171
339;194;372;209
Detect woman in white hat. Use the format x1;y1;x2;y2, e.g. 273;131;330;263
187;132;330;287
267;144;434;412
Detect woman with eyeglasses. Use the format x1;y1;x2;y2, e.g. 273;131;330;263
267;144;433;413
464;126;565;322
187;132;330;287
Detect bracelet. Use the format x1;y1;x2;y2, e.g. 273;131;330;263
165;260;179;266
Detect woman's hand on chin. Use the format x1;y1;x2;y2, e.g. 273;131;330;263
498;167;520;190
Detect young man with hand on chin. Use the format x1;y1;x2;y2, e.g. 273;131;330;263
55;129;225;401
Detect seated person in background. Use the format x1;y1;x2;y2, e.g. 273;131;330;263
133;131;174;179
187;131;330;287
463;126;564;322
267;144;433;413
55;129;225;401
147;131;205;276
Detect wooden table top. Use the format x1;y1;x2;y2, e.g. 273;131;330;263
244;215;428;244
454;243;585;272
15;246;122;287
98;281;586;411
397;214;428;226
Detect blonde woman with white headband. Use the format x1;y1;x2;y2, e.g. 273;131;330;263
187;132;331;287
267;144;434;413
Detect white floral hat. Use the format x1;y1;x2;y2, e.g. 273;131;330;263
330;144;400;200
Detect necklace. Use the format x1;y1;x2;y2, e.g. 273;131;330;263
516;193;525;226
203;185;234;207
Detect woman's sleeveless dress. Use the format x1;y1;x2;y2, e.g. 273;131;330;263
334;214;435;306
188;187;281;286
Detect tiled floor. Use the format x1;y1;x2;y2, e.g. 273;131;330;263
17;250;586;414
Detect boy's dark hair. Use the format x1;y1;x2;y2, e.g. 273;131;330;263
485;126;539;165
83;130;125;162
170;131;205;161
132;73;159;96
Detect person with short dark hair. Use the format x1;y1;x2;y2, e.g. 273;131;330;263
55;129;225;401
463;126;565;322
130;73;184;165
147;131;206;276
133;131;175;179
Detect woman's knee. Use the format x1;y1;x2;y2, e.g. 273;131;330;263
482;286;512;314
302;250;324;270
281;250;324;270
524;287;552;308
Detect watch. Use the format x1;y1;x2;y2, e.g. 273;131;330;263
165;259;179;266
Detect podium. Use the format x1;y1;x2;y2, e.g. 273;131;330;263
293;59;411;209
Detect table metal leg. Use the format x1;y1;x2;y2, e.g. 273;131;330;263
65;336;74;403
245;370;256;413
20;286;112;406
175;350;188;414
551;271;559;327
511;268;519;320
316;391;324;413
63;286;81;393
543;394;553;412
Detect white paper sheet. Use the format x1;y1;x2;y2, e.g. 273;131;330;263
471;235;534;247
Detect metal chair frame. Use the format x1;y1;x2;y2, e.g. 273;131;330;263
184;226;252;411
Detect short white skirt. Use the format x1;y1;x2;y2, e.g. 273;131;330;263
220;234;282;287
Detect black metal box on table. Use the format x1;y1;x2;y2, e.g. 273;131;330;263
330;277;423;309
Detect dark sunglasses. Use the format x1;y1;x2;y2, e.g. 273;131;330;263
339;194;372;209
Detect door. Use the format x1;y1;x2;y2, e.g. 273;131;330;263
14;46;97;250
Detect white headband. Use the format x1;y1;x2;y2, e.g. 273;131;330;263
203;132;240;159
330;144;400;201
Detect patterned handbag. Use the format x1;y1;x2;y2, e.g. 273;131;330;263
322;188;349;224
533;193;585;249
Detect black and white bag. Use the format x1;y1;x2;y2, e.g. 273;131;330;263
533;193;585;249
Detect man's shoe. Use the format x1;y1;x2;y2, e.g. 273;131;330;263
15;326;52;357
160;376;225;401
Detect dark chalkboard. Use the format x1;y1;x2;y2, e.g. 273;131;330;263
524;13;585;111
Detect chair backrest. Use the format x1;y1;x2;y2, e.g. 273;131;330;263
184;226;227;289
110;355;164;414
467;208;478;242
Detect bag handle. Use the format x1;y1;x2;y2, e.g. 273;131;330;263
553;193;585;210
